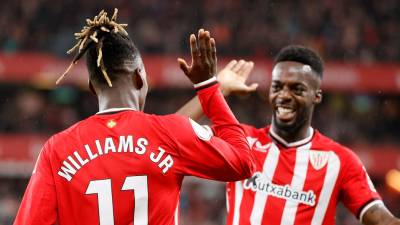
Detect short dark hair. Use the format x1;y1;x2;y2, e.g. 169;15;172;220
274;45;324;78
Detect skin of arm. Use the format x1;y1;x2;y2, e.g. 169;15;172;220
176;59;257;121
362;204;400;225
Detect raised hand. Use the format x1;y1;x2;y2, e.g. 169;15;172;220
178;29;217;84
217;60;258;96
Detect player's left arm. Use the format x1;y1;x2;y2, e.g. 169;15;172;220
339;149;399;225
362;203;400;225
14;142;58;225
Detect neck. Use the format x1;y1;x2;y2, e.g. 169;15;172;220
97;87;140;111
271;121;312;143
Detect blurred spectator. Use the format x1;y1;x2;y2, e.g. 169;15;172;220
1;0;400;61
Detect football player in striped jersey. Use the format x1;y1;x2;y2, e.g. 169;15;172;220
178;45;400;225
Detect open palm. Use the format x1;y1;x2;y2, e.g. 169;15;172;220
218;60;258;95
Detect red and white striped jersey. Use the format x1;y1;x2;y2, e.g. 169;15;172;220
225;124;381;225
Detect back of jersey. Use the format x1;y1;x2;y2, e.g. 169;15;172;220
15;84;256;225
48;110;182;225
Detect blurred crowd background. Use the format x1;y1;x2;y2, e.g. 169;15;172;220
2;0;400;61
1;0;400;225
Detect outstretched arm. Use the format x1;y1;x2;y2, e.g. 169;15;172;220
362;204;400;225
172;29;256;180
176;59;257;121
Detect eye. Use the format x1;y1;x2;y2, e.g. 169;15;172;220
292;85;306;95
270;83;281;92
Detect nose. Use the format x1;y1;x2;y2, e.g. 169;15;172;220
276;86;292;103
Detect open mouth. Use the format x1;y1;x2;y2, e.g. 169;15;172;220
276;106;296;122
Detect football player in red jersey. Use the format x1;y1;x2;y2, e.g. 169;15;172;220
14;9;256;225
178;45;400;225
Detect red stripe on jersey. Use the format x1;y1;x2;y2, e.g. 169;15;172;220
279;144;311;225
239;186;256;225
226;182;235;225
292;140;342;225
247;144;281;225
293;149;327;225
225;147;270;225
262;146;299;224
311;153;341;225
241;150;270;225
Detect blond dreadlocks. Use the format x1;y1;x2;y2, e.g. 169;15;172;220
56;8;128;87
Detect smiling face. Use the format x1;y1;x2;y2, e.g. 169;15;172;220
269;61;322;134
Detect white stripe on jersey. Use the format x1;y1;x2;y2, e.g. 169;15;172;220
174;199;179;225
226;188;230;213
280;143;311;225
232;181;244;225
250;143;280;225
311;152;340;225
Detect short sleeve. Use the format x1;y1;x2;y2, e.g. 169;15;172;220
339;150;381;219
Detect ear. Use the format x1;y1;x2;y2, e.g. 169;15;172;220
314;89;322;104
132;68;144;89
88;81;97;96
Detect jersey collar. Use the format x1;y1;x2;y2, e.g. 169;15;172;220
96;107;136;114
269;127;314;148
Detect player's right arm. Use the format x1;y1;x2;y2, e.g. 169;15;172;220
170;29;256;180
362;204;400;225
339;149;400;225
176;59;257;121
14;141;58;225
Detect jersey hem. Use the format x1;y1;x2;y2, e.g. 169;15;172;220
357;199;384;223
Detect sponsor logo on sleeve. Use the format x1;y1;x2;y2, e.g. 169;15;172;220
246;137;258;148
189;118;213;141
246;136;271;152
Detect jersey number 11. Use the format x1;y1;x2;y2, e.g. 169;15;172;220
85;176;148;225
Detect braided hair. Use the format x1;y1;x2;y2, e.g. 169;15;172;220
57;9;139;87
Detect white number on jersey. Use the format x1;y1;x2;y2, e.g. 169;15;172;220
85;176;148;225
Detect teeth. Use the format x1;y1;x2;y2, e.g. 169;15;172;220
277;107;293;114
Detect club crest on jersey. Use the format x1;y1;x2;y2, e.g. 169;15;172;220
107;120;117;128
309;150;330;170
189;118;213;141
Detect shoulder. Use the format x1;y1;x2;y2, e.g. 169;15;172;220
154;114;215;143
42;116;95;151
239;123;270;136
150;113;190;129
147;113;196;135
312;131;362;165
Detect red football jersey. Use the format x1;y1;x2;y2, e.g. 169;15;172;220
225;124;382;225
14;84;255;225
